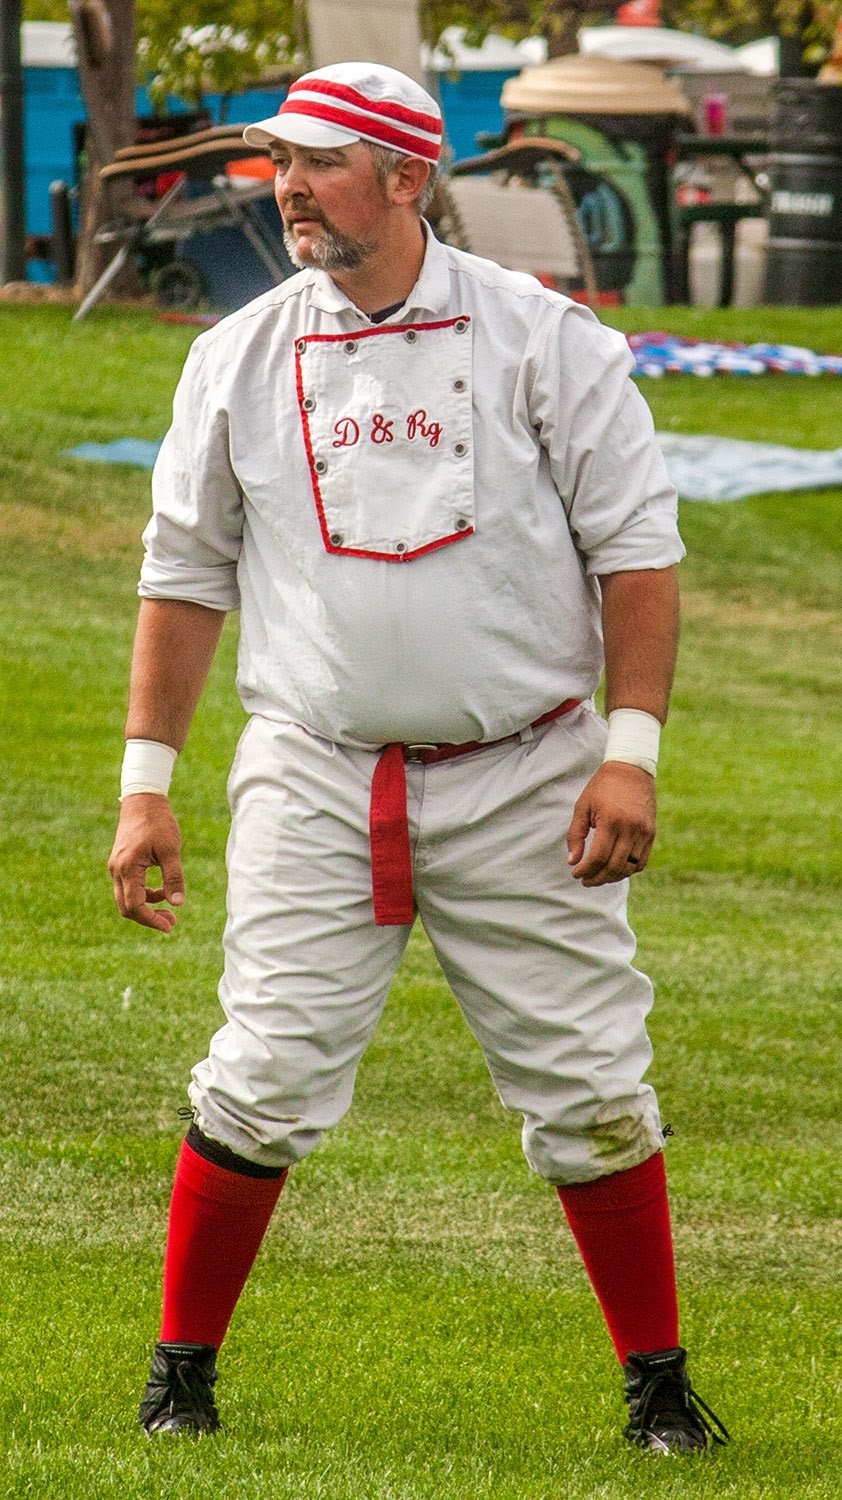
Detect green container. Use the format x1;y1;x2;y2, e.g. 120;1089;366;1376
521;112;679;303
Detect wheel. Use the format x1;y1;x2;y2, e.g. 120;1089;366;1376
154;258;206;310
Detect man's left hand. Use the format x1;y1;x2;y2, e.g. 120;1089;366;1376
566;762;656;887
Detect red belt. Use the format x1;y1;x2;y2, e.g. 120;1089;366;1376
369;699;581;925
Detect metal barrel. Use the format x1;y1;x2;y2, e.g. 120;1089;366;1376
764;80;842;305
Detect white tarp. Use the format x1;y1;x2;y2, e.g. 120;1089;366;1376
21;21;76;67
578;27;778;74
656;432;842;501
424;26;547;72
579;26;745;71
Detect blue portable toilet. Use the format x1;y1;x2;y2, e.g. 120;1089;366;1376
21;23;85;278
423;25;547;164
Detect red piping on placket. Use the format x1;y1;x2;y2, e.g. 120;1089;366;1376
299;317;470;346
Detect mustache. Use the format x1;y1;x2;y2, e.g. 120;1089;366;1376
283;198;324;223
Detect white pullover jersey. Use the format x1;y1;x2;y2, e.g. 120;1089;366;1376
140;228;684;748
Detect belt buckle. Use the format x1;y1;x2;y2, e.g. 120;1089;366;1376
405;743;439;761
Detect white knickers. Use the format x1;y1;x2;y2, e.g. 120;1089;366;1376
189;706;664;1184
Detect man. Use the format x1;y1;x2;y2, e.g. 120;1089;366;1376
109;62;728;1453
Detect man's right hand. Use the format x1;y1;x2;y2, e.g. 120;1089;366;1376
108;793;186;932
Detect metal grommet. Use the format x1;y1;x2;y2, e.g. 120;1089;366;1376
329;532;343;546
296;339;307;354
453;378;467;391
344;339;357;354
395;541;408;555
455;517;470;531
314;459;328;475
302;396;316;412
453;442;468;457
404;328;418;343
454;318;468;333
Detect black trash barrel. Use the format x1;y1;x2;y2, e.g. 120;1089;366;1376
49;181;75;285
764;80;842;305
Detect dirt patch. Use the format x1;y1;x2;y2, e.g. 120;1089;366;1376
0;499;143;562
682;589;842;635
0;282;79;306
0;281;156;311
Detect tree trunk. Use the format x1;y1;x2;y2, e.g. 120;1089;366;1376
543;1;613;59
293;0;312;63
71;0;142;297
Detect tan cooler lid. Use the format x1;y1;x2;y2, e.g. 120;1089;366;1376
501;53;692;117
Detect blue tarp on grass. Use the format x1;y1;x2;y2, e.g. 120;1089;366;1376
62;438;163;468
63;426;842;503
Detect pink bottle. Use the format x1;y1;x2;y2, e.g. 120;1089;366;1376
703;89;728;136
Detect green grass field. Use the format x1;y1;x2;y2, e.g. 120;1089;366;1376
1;302;841;1498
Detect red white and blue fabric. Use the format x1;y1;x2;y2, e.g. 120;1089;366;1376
278;76;442;162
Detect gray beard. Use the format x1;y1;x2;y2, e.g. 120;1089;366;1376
283;221;373;272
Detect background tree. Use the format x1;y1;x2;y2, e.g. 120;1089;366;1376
417;0;842;59
420;3;613;58
136;0;303;113
21;0;842;64
68;0;137;292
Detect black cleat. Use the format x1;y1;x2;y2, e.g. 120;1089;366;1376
139;1341;221;1436
623;1347;730;1454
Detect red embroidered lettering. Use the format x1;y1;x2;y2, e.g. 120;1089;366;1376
332;417;360;448
370;413;394;444
406;409;442;448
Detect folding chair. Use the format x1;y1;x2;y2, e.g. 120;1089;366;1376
449;139;598;305
74;126;291;321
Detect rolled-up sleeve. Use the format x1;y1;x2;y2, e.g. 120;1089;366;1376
139;342;243;610
529;304;685;576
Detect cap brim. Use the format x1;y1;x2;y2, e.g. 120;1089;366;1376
242;115;360;150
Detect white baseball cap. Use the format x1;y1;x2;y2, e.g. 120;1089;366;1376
242;62;442;164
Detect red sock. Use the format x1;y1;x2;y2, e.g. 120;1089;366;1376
160;1139;287;1349
556;1152;679;1364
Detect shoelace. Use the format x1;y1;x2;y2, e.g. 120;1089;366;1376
688;1386;731;1446
167;1358;215;1416
630;1371;731;1447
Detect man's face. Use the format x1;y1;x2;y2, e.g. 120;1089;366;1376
271;141;390;272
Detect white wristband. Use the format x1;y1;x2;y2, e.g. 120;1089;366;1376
603;709;661;778
120;739;177;800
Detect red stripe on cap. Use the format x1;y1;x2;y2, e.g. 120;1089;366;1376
287;77;441;136
280;98;441;160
